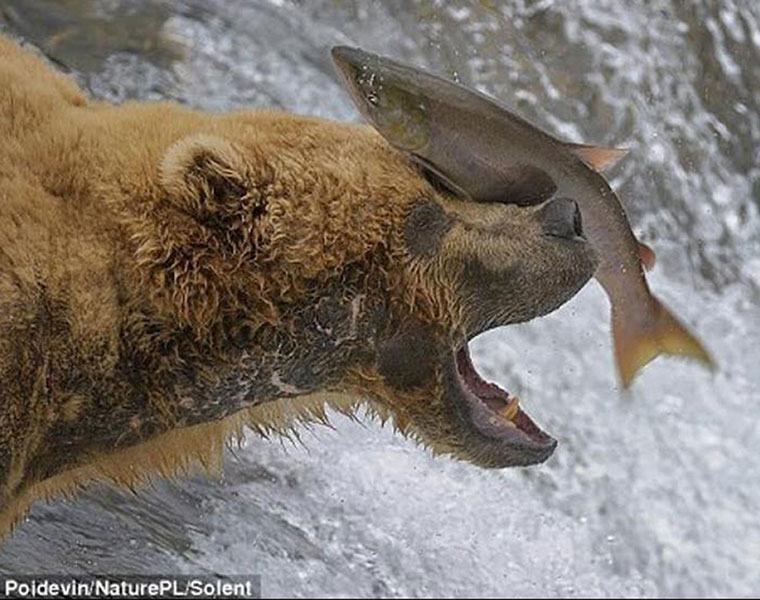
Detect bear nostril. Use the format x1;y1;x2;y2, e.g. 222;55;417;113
540;197;583;239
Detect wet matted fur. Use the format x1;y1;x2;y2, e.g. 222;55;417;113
0;33;597;537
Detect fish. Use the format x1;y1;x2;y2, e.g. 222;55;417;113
331;45;714;387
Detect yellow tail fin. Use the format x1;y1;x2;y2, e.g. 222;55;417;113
612;296;715;388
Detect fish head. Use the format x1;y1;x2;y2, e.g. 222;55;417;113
332;45;431;152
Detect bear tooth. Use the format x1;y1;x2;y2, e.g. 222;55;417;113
500;397;519;421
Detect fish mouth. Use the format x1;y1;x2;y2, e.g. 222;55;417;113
445;340;557;468
331;45;431;152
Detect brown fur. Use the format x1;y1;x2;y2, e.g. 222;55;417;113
0;33;597;538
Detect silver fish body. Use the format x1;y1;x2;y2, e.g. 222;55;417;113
332;46;713;386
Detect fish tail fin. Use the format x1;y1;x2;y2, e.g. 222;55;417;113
612;295;715;388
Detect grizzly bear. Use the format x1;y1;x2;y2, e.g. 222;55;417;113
0;32;597;537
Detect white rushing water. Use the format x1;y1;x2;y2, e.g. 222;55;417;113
1;0;758;596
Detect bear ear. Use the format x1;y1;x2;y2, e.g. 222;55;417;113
146;134;269;334
159;133;252;216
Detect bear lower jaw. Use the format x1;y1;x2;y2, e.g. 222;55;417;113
444;342;557;469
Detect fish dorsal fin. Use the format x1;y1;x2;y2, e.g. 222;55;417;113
565;143;629;171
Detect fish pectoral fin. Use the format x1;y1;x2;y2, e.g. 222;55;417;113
612;296;715;388
565;143;629;171
637;240;656;271
413;155;557;207
411;153;469;198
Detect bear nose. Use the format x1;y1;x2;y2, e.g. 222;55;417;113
539;197;583;239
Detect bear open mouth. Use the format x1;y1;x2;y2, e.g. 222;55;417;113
452;343;557;465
